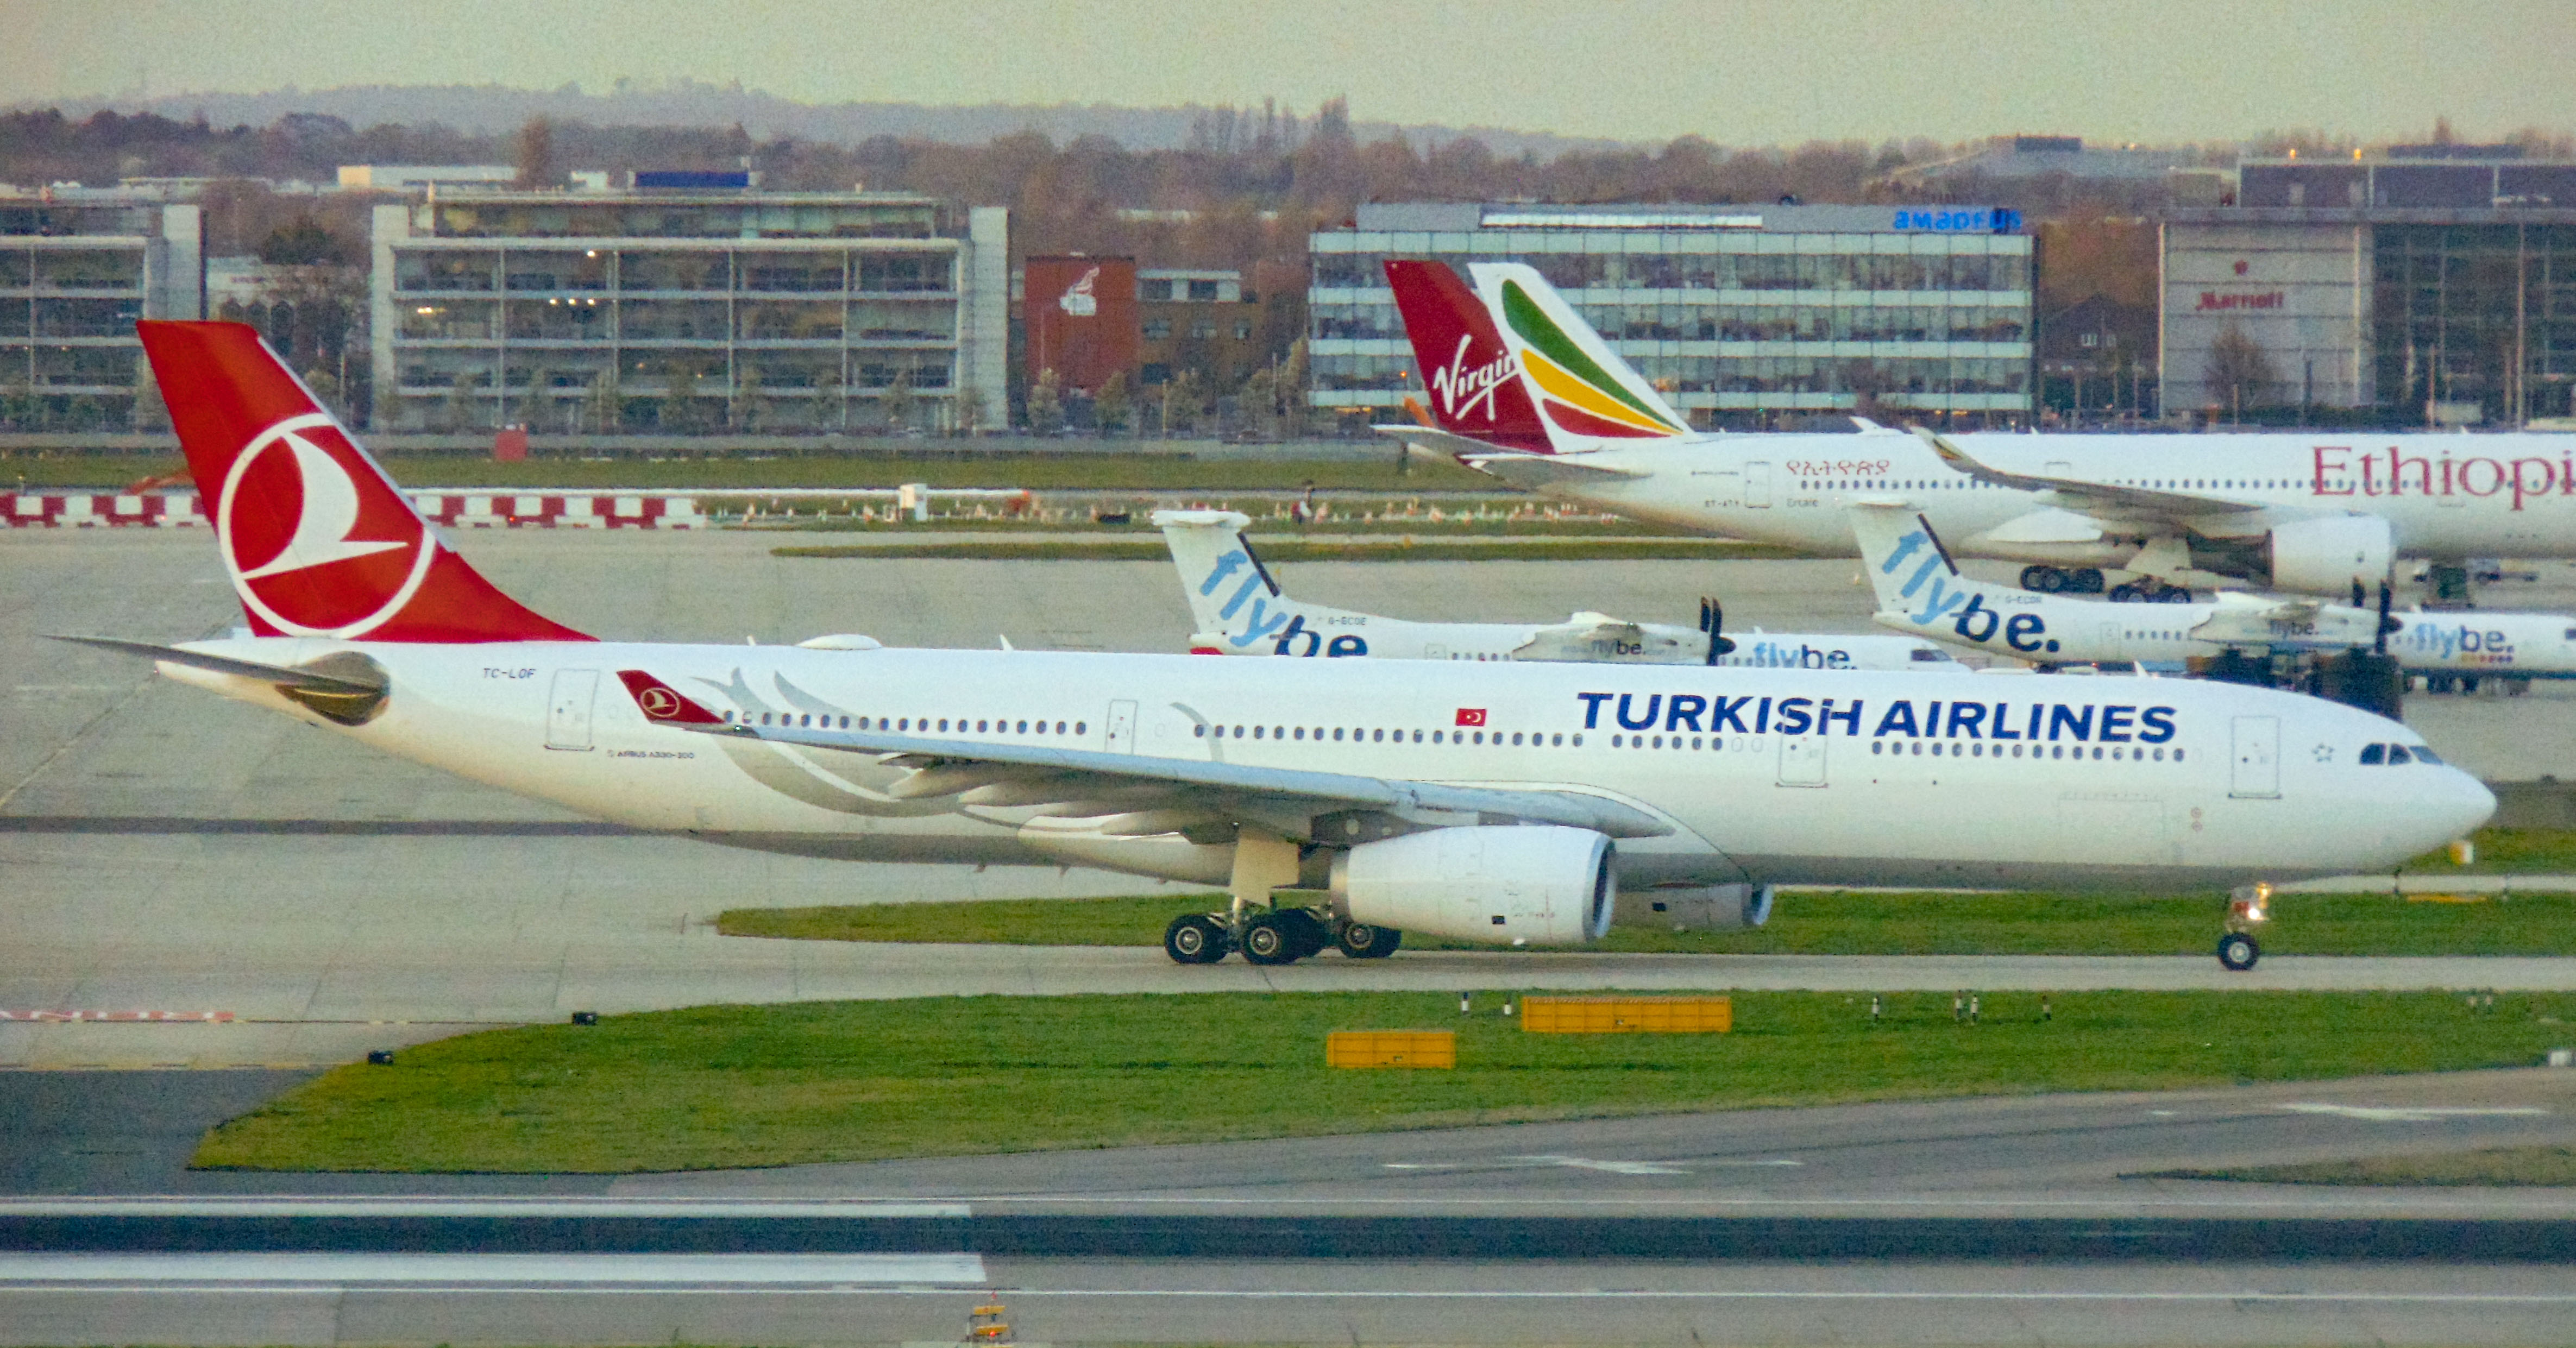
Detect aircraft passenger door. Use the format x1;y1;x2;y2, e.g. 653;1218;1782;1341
545;669;599;752
1743;462;1772;508
2228;715;2280;799
1105;700;1139;754
2100;621;2123;662
1776;735;1826;788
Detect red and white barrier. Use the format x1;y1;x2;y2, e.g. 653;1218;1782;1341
2;492;205;527
3;487;1030;528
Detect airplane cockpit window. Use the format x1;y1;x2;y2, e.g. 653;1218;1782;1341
2359;744;2385;765
1909;648;1956;662
2411;745;2442;764
2386;745;2414;765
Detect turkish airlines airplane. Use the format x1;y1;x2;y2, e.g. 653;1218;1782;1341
1380;259;2576;601
75;322;2492;972
1849;501;2576;683
1157;508;1964;671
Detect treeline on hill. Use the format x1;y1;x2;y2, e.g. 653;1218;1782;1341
2;100;2164;276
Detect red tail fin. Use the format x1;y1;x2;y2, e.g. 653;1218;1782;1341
1382;260;1553;455
139;322;590;643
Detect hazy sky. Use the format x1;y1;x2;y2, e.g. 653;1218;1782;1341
10;0;2574;146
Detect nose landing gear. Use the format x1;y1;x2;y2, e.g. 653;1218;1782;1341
2217;883;2270;971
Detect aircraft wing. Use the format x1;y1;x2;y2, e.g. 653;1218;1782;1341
616;670;1674;840
1911;427;2264;520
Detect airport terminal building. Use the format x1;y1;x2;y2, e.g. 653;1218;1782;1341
1308;201;2035;428
0;191;204;430
2162;150;2576;424
368;183;1009;434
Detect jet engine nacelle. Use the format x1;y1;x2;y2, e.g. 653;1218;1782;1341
1331;825;1614;945
1615;883;1773;931
2263;515;2395;594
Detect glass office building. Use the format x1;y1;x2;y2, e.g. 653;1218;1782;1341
369;191;1009;433
0;192;203;430
1309;202;2034;427
2163;153;2576;425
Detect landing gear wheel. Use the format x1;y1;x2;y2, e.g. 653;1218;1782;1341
2157;584;2195;603
2021;565;2068;594
1164;914;1229;965
2108;582;2144;602
1273;907;1331;960
1241;912;1303;965
1335;922;1403;959
2072;568;2107;594
2216;931;2260;972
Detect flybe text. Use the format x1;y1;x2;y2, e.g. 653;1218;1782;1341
1575;691;2178;742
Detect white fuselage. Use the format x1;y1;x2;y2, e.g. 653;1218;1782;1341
162;638;2492;893
1524;431;2576;565
1882;585;2576;677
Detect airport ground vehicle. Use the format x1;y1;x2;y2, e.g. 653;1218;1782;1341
76;322;2495;970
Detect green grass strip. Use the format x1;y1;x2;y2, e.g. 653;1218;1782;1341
2401;827;2576;875
2157;1147;2576;1187
193;990;2576;1174
719;888;2576;957
772;539;1792;562
2;453;1496;493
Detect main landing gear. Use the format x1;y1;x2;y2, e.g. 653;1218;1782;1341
2216;883;2270;972
1161;908;1401;965
2019;565;2106;595
2108;577;2195;603
1164;825;1402;965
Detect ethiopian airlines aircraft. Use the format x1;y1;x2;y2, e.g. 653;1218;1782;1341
1849;501;2576;682
78;322;2491;972
1381;259;2576;600
1156;508;1962;671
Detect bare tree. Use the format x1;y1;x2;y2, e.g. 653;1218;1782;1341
1025;367;1064;433
2204;323;2278;420
1093;370;1132;437
514;116;556;190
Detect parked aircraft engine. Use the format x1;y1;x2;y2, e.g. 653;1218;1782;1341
1616;883;1773;931
1331;826;1614;945
2261;515;2396;594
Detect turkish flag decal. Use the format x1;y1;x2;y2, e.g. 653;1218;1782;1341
1454;708;1487;727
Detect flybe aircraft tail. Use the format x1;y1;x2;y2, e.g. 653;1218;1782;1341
1154;509;1367;654
1381;260;1555;455
1849;501;2024;638
137;321;590;643
1463;262;1691;446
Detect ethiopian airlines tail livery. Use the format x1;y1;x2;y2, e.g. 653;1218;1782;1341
1849;501;2576;681
1157;508;1963;671
1378;259;2576;600
78;322;2493;970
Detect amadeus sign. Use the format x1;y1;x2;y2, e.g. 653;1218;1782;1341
1889;207;2022;233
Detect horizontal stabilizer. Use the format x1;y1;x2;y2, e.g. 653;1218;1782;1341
49;635;385;692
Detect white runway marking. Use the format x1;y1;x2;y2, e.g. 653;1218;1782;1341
0;1198;968;1219
1380;1154;1799;1175
2278;1103;2552;1122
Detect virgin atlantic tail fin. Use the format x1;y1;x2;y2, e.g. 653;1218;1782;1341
1464;262;1689;443
1381;260;1554;455
137;321;590;643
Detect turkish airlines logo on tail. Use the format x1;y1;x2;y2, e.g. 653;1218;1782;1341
636;686;683;719
218;413;432;638
1428;333;1519;426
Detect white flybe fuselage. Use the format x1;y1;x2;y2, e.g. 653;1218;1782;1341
161;636;2492;893
1521;431;2576;564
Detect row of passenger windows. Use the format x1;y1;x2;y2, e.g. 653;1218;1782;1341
1197;723;1580;747
1606;731;2186;761
732;710;1088;736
